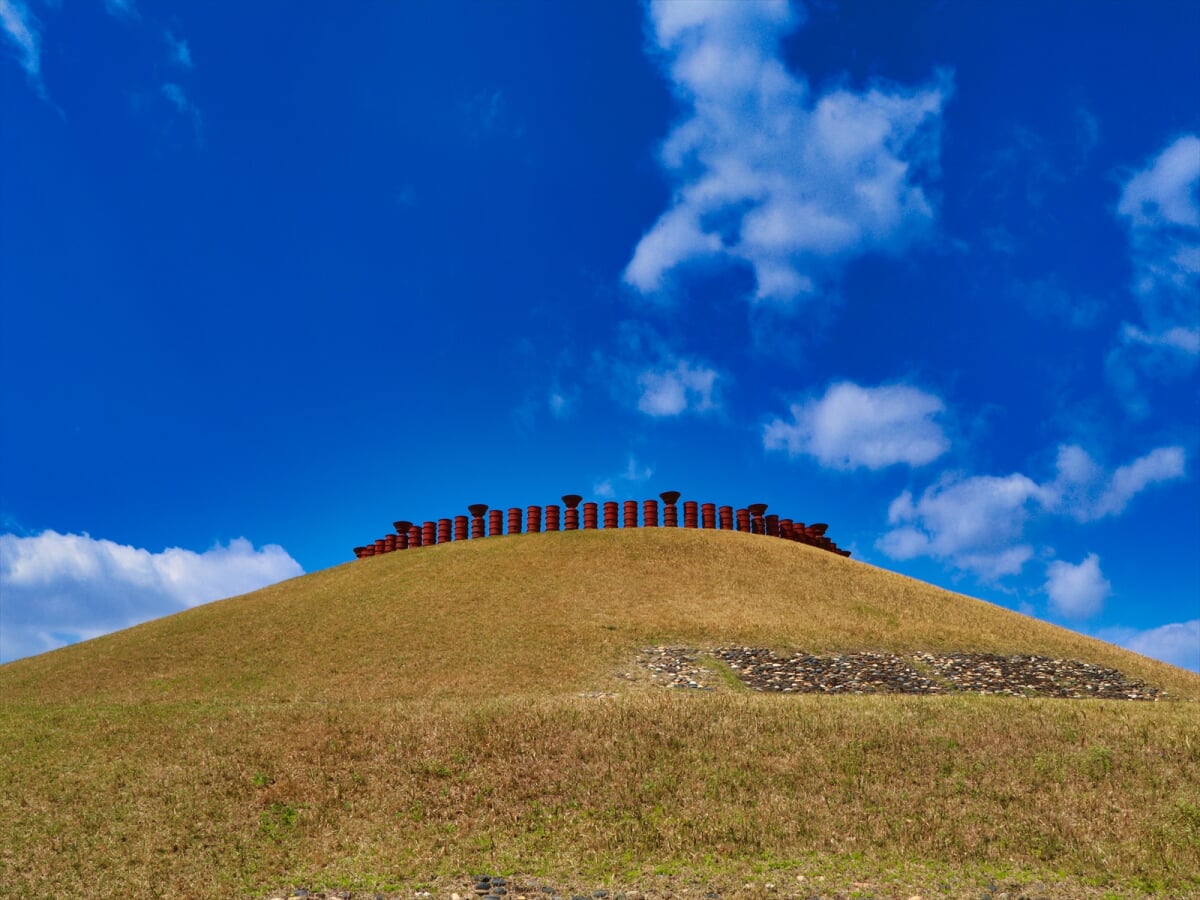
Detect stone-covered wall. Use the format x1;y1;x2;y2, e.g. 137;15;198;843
352;492;849;560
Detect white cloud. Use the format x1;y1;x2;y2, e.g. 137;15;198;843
625;0;950;303
763;381;948;470
0;0;42;87
1045;443;1186;521
877;473;1043;578
1044;553;1111;619
1096;620;1200;673
637;359;719;417
0;531;303;663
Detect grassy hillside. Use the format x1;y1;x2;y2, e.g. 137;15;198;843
2;529;1198;898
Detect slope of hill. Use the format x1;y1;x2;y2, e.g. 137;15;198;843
2;529;1197;898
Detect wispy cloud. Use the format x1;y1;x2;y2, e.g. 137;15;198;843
0;0;43;92
593;455;654;499
626;0;950;304
162;81;203;144
103;0;138;21
1109;134;1200;411
877;442;1185;580
0;531;303;663
1044;553;1111;619
1095;620;1200;672
547;383;580;419
764;381;949;470
165;29;192;68
462;88;522;143
1044;443;1186;521
1015;276;1102;329
637;359;719;417
599;322;723;419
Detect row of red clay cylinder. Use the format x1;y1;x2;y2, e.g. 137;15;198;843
353;493;850;559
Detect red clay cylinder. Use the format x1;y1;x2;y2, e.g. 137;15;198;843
384;534;396;552
353;546;368;558
682;500;698;528
526;505;542;533
468;504;488;539
736;509;751;532
393;521;412;550
408;526;422;548
450;516;465;541
659;491;681;528
623;500;638;528
778;518;793;540
701;503;717;529
374;539;386;554
488;509;504;536
422;521;436;546
545;504;561;532
582;502;599;529
765;514;780;537
642;499;659;527
442;518;456;544
718;505;734;530
507;507;523;535
660;491;679;527
362;545;376;557
748;503;767;535
562;495;582;531
603;501;619;528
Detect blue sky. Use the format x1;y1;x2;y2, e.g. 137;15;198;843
2;0;1197;670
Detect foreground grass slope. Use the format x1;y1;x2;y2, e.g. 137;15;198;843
2;529;1198;898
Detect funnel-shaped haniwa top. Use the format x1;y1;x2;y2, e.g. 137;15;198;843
393;521;413;534
659;490;682;505
467;504;489;518
561;494;583;508
748;502;768;516
807;522;828;536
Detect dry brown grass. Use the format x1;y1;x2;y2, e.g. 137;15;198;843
3;528;1195;704
1;529;1198;898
